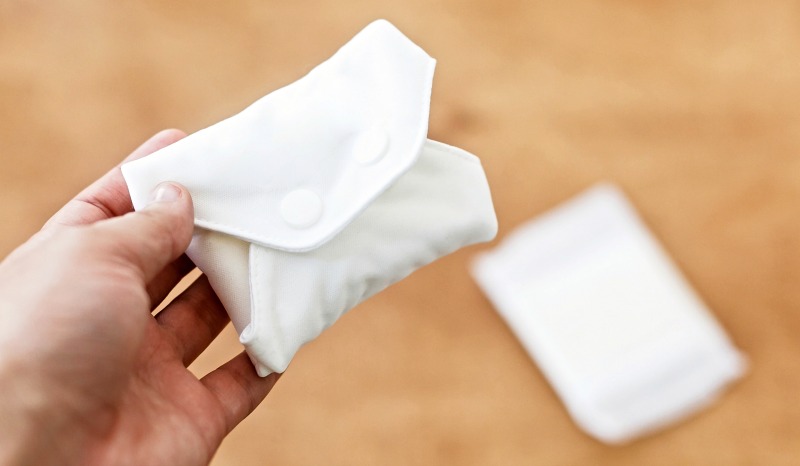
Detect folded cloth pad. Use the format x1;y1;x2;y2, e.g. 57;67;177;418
471;184;745;444
122;20;498;376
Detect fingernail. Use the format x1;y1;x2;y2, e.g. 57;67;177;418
149;182;182;204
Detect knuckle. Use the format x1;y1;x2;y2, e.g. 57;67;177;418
140;209;185;259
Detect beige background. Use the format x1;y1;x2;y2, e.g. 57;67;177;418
2;1;799;464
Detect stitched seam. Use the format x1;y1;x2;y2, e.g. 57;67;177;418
424;140;482;165
248;245;260;335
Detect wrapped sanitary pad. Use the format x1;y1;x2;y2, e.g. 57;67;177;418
471;184;745;443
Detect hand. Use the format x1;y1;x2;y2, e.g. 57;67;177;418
0;130;279;466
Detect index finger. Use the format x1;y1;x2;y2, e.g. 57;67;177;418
44;129;187;229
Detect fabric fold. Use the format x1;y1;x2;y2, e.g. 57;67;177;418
123;19;437;253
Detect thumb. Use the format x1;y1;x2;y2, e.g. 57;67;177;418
95;182;194;283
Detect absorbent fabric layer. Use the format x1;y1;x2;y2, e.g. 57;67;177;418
122;20;498;376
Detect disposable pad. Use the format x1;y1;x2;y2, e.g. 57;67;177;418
471;184;745;443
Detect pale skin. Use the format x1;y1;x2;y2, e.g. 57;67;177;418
0;129;279;466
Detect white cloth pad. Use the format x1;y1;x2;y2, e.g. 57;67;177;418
471;184;745;444
122;20;498;376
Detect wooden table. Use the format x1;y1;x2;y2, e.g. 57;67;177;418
2;1;799;464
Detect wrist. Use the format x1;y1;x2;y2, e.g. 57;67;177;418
0;355;46;464
0;341;81;464
0;344;112;465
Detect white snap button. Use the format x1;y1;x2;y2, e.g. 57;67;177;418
353;126;389;165
280;189;322;229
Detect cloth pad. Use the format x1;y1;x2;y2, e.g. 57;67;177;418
122;20;498;376
471;184;745;444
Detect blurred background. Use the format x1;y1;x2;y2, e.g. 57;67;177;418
2;0;800;464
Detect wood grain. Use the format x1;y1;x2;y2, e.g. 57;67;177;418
2;1;799;464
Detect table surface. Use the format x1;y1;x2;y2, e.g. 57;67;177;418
2;1;799;464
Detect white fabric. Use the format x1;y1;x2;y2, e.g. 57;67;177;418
471;184;745;444
122;20;498;376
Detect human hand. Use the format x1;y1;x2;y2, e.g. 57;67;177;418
0;130;279;466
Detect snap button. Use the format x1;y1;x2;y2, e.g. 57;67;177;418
353;126;389;165
280;189;323;228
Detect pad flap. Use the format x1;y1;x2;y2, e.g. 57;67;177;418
122;20;435;252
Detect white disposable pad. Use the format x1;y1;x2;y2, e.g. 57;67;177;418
123;20;497;376
471;184;745;443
